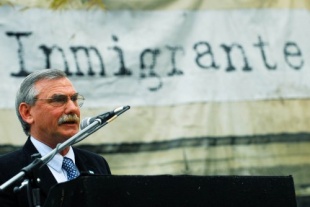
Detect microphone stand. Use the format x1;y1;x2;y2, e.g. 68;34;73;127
0;105;130;207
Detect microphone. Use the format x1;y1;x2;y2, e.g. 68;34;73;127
80;105;130;130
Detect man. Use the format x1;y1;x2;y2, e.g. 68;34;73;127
0;69;111;207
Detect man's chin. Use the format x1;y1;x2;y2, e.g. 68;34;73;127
59;129;79;139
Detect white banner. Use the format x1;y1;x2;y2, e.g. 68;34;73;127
0;6;309;108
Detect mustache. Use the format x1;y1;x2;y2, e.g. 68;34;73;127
58;114;80;125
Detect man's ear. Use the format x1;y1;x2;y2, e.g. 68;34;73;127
19;103;34;124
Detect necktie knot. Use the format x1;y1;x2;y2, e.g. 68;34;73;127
62;157;80;180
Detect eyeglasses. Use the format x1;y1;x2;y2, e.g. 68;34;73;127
34;93;85;107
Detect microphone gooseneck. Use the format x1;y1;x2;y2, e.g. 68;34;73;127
80;105;130;130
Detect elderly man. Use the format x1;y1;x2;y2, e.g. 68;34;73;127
0;69;111;207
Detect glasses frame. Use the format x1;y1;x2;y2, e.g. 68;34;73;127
34;93;85;107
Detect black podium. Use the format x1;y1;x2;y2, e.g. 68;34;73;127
44;175;297;207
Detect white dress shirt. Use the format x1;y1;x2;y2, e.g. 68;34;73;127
30;136;77;183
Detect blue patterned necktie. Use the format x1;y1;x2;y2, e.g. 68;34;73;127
62;157;80;180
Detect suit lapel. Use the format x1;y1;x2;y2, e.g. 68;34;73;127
22;138;58;197
73;148;97;176
74;149;90;174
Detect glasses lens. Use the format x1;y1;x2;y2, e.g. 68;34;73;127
49;94;68;107
75;94;85;107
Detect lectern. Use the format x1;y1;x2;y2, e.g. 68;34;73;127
44;175;297;207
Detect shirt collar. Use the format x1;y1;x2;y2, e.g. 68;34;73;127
30;136;75;173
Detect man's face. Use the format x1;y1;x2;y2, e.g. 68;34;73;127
27;77;81;148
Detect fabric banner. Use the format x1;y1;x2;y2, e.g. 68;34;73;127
0;7;309;107
0;0;310;202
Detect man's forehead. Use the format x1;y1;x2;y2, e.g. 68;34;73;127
35;78;76;95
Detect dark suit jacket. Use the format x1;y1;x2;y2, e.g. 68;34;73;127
0;137;111;207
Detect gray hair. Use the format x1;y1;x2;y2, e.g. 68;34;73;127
16;69;67;136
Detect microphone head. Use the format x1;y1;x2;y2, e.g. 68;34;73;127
80;117;91;130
